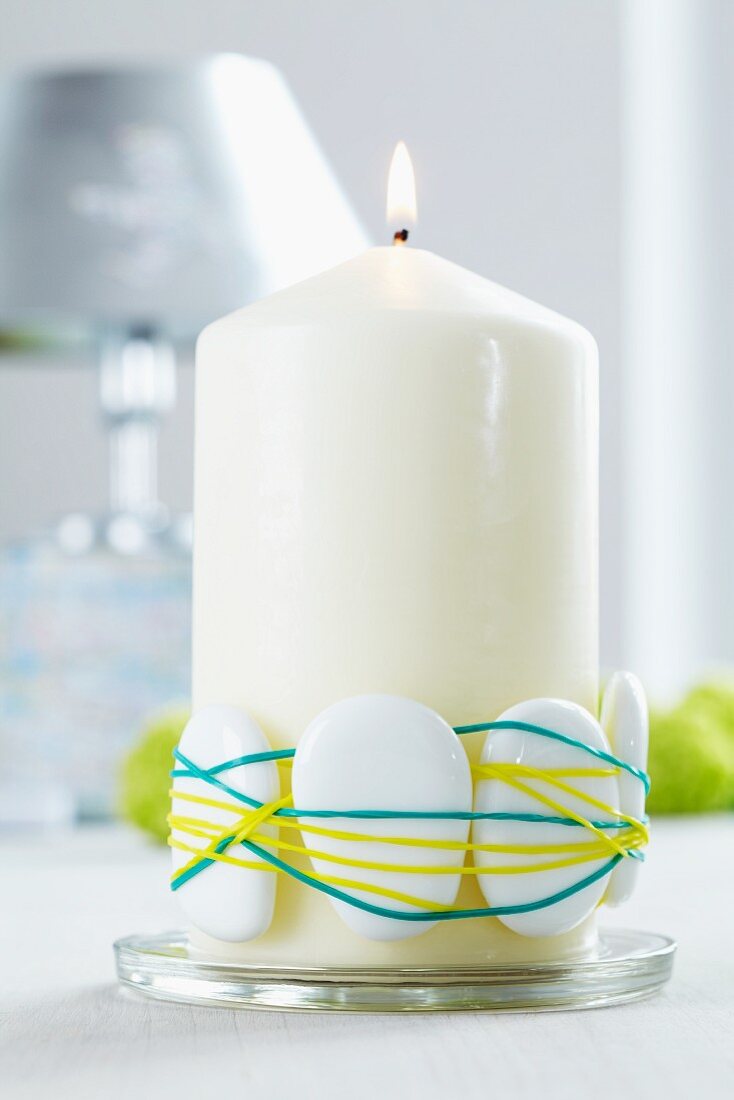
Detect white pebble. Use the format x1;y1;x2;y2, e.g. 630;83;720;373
292;694;472;941
600;672;649;906
473;698;620;937
171;704;280;942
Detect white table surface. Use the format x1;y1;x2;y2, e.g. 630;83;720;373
1;817;732;1100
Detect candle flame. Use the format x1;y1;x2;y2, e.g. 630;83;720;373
386;141;417;231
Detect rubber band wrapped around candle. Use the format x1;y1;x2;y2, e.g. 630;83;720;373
168;720;649;923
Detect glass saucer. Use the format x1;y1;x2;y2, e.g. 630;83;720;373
114;928;675;1012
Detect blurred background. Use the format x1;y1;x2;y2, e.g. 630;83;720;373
1;0;733;832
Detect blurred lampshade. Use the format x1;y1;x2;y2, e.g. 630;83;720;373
0;57;367;821
0;54;369;337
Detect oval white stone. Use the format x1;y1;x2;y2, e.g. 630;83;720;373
171;704;280;942
472;698;620;937
600;671;649;907
291;694;473;941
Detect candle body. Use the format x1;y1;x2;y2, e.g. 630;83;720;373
192;248;598;965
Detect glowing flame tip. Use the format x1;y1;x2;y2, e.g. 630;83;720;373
386;140;417;229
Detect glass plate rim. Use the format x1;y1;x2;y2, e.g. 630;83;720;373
114;927;676;1012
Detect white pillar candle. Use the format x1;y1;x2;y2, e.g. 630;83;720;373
191;244;599;966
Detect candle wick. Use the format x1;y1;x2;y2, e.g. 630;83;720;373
392;228;409;246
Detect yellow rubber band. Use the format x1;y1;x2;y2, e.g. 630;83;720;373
174;819;639;872
169;811;635;857
169;758;648;908
475;765;647;855
169;835;449;912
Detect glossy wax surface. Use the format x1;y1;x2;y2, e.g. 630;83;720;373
192;246;599;965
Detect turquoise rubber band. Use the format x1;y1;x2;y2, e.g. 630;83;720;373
455;720;651;794
172;748;643;828
170;717;648;915
172;719;650;802
170;747;294;780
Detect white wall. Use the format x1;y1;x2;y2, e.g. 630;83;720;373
0;1;623;662
619;0;734;697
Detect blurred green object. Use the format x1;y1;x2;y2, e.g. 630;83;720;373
681;681;734;734
118;708;189;842
648;681;734;814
